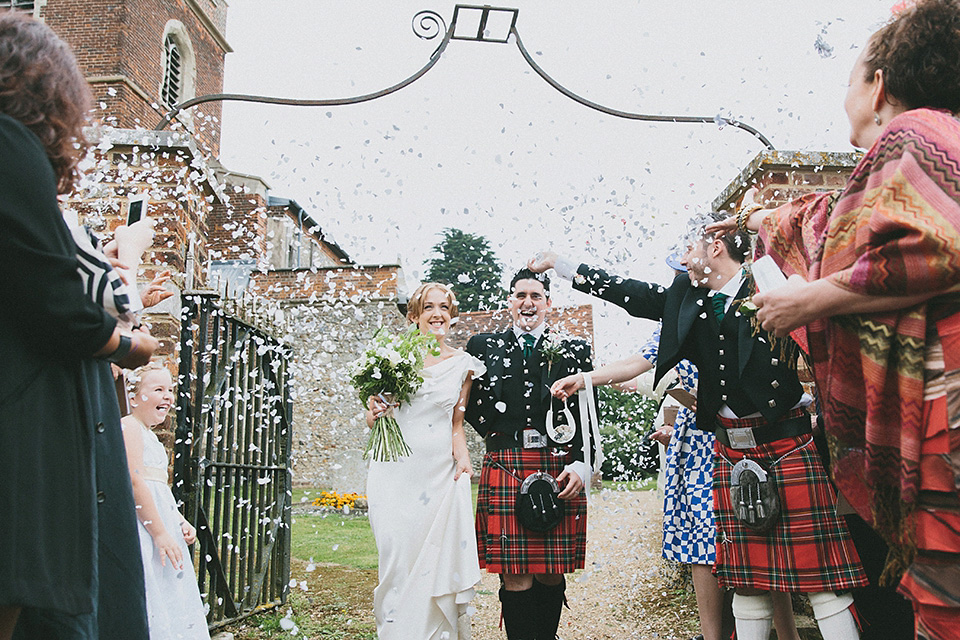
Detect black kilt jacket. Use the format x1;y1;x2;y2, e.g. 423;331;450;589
464;328;599;467
571;264;804;432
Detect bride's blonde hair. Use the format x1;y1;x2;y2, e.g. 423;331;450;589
406;282;459;323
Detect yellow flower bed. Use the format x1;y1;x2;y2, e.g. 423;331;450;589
312;490;365;509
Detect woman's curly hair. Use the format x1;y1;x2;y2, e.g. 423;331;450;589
865;0;960;112
0;12;91;194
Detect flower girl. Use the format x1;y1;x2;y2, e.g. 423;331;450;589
122;363;210;640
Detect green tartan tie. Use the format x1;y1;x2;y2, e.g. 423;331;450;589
711;292;729;323
521;333;536;360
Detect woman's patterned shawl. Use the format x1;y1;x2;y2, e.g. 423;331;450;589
758;108;960;573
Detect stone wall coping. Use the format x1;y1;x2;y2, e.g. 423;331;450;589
712;148;863;211
262;263;401;274
84;125;228;206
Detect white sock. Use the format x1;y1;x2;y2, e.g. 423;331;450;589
732;593;774;640
809;591;859;640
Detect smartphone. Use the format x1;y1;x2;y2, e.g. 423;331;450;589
127;194;148;226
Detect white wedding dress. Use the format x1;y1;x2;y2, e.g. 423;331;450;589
366;351;485;639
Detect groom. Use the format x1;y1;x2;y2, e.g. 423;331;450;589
465;268;596;640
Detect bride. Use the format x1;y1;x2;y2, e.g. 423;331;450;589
365;282;485;639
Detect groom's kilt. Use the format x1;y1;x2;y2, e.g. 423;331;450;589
476;448;587;574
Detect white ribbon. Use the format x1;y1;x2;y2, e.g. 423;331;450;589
577;372;604;492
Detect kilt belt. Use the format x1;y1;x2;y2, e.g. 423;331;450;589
715;407;811;449
485;431;574;453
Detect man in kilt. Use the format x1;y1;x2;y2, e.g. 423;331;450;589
528;213;868;640
465;269;597;640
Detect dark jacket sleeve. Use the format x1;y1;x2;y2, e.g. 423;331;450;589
571;263;668;321
0;114;116;358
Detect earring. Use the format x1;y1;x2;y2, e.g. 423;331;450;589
874;112;882;125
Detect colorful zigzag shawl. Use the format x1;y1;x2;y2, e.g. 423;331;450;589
758;108;960;577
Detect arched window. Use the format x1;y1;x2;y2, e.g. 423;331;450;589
159;22;196;115
161;34;182;106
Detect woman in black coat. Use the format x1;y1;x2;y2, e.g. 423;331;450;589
0;13;157;640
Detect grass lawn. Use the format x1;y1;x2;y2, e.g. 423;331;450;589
291;513;378;570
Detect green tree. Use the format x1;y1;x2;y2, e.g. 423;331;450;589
425;228;505;312
596;385;661;480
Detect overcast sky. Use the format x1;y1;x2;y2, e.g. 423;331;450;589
218;0;894;359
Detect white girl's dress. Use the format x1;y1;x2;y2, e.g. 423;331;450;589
137;423;211;639
366;352;485;639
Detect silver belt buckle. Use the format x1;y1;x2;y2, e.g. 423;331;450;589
523;429;547;448
726;426;758;449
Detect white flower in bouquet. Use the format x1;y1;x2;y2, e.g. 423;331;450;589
350;325;440;462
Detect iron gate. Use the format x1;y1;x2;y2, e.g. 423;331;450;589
174;291;293;628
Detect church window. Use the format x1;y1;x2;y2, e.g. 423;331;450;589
161;34;182;106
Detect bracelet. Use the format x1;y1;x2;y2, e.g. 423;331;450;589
736;203;763;234
106;334;133;363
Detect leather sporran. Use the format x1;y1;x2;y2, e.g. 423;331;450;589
515;471;565;532
729;458;780;534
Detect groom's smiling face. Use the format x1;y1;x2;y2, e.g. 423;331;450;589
509;278;551;332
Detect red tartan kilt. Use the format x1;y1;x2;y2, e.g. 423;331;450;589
476;448;587;574
713;434;868;592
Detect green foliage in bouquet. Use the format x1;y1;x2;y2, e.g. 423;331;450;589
349;325;440;462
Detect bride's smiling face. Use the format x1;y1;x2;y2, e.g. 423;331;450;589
415;288;453;341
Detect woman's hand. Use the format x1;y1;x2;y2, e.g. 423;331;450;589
367;395;391;418
550;373;584;400
753;274;815;336
365;395;392;427
704;215;739;238
180;519;197;545
152;529;184;569
106;257;131;285
453;446;472;481
141;270;174;308
706;187;767;237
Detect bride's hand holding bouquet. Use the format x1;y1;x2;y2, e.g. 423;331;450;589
351;324;440;462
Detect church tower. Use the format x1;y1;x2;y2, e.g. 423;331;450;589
35;0;231;155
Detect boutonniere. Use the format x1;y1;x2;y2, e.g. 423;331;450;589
737;297;757;316
539;331;575;376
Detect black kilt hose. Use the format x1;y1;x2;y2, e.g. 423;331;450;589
476;448;587;574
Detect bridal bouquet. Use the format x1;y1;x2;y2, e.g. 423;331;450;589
350;325;439;462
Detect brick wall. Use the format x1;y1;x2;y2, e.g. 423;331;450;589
711;149;860;213
43;0;228;154
208;191;267;263
67;130;224;356
250;265;403;302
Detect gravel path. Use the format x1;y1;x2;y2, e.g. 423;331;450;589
470;488;701;640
